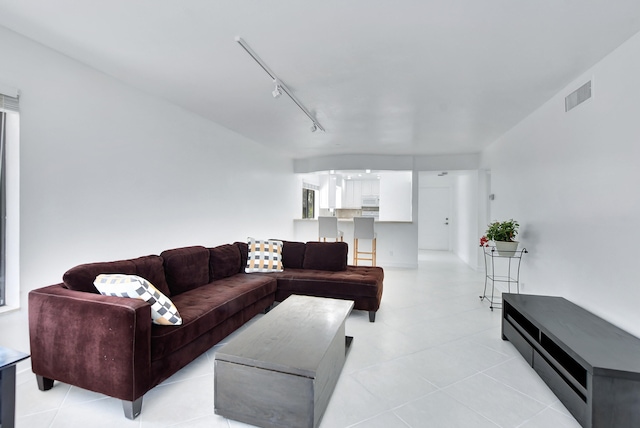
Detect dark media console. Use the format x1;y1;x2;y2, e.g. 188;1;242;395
502;293;640;428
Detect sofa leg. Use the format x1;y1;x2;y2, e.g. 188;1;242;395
36;375;54;391
369;311;376;322
122;397;143;420
263;303;272;314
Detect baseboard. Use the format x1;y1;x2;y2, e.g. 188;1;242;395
377;261;418;269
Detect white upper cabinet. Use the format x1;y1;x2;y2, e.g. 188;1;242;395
342;180;361;208
360;180;379;197
342;179;380;208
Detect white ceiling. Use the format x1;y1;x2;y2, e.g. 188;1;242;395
1;1;640;160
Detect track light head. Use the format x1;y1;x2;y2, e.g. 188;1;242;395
310;123;318;132
272;84;282;98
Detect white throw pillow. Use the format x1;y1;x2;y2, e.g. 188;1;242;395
94;274;182;326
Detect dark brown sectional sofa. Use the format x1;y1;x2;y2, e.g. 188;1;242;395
28;240;383;419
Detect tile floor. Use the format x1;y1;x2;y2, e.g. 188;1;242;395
14;251;581;427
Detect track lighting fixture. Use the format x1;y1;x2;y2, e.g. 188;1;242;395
236;37;325;133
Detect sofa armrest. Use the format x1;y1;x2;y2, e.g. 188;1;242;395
29;284;152;402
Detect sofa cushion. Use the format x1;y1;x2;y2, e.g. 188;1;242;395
161;246;210;295
273;266;383;297
94;274;182;325
62;255;169;295
273;266;384;311
245;238;283;273
130;255;171;296
150;274;277;361
282;241;306;269
302;241;348;271
234;241;249;273
209;244;242;281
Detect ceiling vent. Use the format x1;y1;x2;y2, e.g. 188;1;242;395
565;80;592;112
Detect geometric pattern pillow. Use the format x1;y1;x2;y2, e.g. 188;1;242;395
244;237;284;273
93;274;183;326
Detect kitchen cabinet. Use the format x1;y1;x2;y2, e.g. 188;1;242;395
320;175;342;209
360;180;379;197
342;180;379;208
342;180;360;208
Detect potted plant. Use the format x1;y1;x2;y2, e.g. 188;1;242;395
481;219;520;256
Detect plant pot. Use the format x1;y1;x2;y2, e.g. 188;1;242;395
495;241;519;257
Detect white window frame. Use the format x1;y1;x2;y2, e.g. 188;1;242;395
0;86;20;313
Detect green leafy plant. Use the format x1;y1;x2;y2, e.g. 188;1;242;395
483;219;519;243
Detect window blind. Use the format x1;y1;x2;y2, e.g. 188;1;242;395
302;182;319;191
0;94;19;113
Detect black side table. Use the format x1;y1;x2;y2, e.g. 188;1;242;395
0;347;29;428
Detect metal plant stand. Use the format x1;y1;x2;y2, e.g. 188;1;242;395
480;246;527;310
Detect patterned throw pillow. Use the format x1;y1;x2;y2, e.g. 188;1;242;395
245;238;284;273
93;274;182;325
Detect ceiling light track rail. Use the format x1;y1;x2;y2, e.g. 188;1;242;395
235;37;325;132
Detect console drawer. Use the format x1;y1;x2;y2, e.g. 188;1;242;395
533;349;587;427
503;319;533;365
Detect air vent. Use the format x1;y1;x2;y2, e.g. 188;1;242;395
565;81;592;112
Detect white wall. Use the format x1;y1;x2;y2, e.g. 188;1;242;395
379;171;412;221
481;30;640;337
451;171;479;267
0;26;297;362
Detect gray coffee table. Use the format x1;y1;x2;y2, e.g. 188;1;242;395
214;295;354;428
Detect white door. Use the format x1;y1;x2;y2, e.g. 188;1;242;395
419;187;451;250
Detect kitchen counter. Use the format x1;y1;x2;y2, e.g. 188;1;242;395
294;218;412;224
293;218;418;269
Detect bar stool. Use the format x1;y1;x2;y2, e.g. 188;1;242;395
353;217;376;266
318;216;344;242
